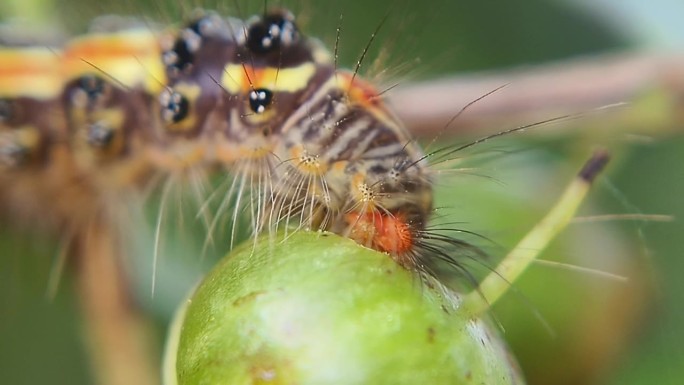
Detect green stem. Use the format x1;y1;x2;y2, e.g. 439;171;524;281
462;150;610;316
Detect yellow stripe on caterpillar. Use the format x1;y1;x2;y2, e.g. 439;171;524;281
220;62;317;94
0;47;62;98
63;29;165;92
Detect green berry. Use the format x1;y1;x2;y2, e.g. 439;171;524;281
165;231;523;385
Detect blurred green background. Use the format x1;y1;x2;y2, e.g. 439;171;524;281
1;0;682;384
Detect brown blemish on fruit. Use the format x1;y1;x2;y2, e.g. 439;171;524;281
426;327;436;343
233;290;266;307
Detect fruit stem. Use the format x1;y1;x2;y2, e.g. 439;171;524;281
462;150;610;316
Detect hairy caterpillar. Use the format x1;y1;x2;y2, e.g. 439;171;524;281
0;6;486;284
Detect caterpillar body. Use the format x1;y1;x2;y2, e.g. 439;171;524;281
0;8;457;282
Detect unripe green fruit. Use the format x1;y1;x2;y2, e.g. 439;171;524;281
165;231;523;385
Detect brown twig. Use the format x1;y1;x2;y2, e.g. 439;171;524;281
390;51;684;138
75;218;159;385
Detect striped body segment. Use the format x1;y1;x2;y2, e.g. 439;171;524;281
0;42;74;226
62;22;164;190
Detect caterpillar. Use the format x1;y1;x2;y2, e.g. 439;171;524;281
1;6;482;284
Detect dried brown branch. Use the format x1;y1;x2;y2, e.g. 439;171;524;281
75;219;159;385
390;51;684;138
